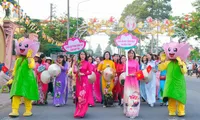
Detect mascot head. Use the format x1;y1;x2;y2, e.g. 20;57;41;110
15;37;40;57
163;42;190;61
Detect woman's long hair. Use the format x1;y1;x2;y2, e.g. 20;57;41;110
113;53;119;63
70;55;75;67
38;54;46;64
141;55;148;64
136;56;141;65
78;51;88;61
88;55;94;64
57;55;66;66
103;51;111;60
119;55;126;64
128;49;136;59
148;53;155;61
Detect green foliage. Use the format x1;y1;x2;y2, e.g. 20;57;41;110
192;0;200;12
40;42;63;56
120;0;172;21
119;0;172;54
190;47;200;61
14;15;86;55
94;44;102;57
41;17;85;55
43;17;85;42
173;12;200;40
186;0;200;39
43;21;67;42
120;0;148;21
108;34;117;47
0;0;18;18
104;45;113;55
15;16;42;36
86;49;94;56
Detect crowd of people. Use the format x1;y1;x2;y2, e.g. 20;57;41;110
0;33;189;119
28;50;168;118
1;49;184;119
187;62;200;77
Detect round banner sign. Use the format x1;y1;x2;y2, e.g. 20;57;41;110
114;33;138;49
62;37;86;54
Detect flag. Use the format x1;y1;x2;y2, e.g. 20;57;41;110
146;65;152;73
136;70;144;80
2;66;8;73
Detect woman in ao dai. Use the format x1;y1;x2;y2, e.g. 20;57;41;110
123;50;140;118
145;53;157;107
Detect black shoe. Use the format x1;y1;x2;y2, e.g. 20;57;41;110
141;97;146;102
118;100;121;106
160;103;164;106
44;101;48;104
120;104;123;107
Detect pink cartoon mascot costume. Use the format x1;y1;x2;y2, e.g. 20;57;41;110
158;41;190;117
9;37;40;117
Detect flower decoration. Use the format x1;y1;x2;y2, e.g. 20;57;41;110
125;15;137;31
164;19;170;25
137;22;144;29
56;92;61;98
56;81;61;87
79;90;86;97
109;16;115;23
146;16;153;23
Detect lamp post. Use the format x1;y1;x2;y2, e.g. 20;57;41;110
67;0;70;39
18;0;20;21
77;0;90;37
156;0;161;54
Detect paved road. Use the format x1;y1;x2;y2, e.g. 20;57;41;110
0;76;200;120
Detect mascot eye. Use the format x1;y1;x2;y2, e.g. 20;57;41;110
173;48;177;52
168;48;171;52
24;44;29;48
19;43;22;47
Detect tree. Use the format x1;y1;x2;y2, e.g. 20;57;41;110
0;0;18;19
14;16;86;55
120;0;172;21
40;43;63;56
173;12;200;40
43;17;85;42
108;34;117;47
104;45;113;55
192;0;200;12
86;49;94;56
119;0;172;54
190;47;200;61
94;44;102;57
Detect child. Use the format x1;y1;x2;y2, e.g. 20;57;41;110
159;70;167;106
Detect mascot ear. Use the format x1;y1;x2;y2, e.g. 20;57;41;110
29;33;38;42
15;40;20;56
163;43;169;54
176;42;190;61
29;42;40;57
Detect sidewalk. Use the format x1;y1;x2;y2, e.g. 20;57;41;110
0;93;11;110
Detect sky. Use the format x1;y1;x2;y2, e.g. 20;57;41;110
0;0;197;52
15;0;196;20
